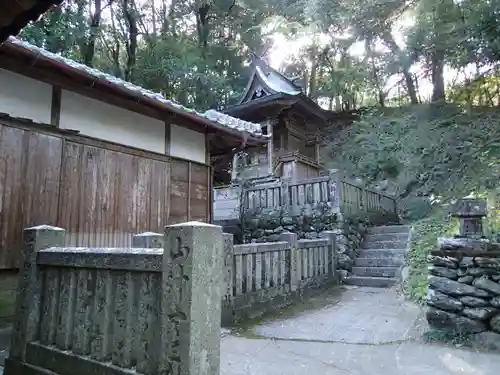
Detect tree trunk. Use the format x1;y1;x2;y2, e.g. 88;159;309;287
365;39;384;107
381;31;418;104
335;96;341;111
308;54;318;99
430;50;445;102
122;0;138;81
82;0;102;67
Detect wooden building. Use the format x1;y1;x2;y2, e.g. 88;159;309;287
213;55;336;231
219;55;330;184
0;38;267;270
0;0;61;42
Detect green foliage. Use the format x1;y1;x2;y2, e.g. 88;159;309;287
423;329;473;346
343;209;399;229
403;213;457;303
325;104;500;206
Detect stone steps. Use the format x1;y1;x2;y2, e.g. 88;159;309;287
345;276;398;288
364;233;409;242
351;266;399;278
355;257;405;267
367;225;411;234
362;240;408;249
357;249;406;259
346;225;411;288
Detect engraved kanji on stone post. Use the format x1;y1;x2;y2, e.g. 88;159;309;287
160;221;224;375
221;233;235;326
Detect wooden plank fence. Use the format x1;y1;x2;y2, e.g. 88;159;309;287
0;118;211;269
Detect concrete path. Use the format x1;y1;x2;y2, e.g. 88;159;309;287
222;286;500;375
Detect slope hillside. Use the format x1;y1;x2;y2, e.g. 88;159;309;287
323;104;500;221
322;104;500;301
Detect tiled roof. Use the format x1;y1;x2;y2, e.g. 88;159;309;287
6;37;266;139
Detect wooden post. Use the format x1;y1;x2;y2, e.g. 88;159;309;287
231;153;239;182
267;120;274;176
9;225;65;361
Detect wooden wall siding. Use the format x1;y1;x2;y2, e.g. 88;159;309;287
0;121;210;269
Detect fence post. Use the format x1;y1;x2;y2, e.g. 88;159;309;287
132;231;163;248
221;233;234;326
161;221;223;375
328;169;343;215
281;179;290;213
10;225;65;361
320;230;337;282
279;232;299;292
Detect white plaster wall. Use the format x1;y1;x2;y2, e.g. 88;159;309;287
170;124;206;164
0;68;52;123
60;90;166;154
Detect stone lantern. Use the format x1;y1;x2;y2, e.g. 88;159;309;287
451;198;487;238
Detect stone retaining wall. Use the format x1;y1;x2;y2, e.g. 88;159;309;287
426;238;500;338
243;208;399;282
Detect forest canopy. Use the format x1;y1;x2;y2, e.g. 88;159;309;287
18;0;500;112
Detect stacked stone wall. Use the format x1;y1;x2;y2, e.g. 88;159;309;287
243;207;398;282
426;238;500;338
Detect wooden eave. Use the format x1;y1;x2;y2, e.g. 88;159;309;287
224;93;328;124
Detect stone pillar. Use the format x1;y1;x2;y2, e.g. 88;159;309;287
320;231;338;281
451;199;487;238
160;221;223;375
10;225;65;361
281;179;290;214
328;169;343;215
132;231;163;248
279;232;299;291
221;233;234;326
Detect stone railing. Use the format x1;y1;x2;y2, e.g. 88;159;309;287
5;223;224;375
243;173;338;215
222;231;337;324
341;180;397;216
221;171;396;217
426;238;500;336
213;170;398;230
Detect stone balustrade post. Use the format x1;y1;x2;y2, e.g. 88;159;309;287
161;221;224;375
281;179;291;213
10;225;65;361
132;231;163;248
279;232;299;292
221;233;235;326
320;230;338;281
328;169;343;215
